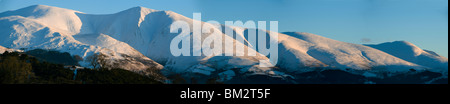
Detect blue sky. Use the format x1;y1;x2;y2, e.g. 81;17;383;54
0;0;448;57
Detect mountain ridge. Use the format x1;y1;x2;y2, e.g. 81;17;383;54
0;5;447;82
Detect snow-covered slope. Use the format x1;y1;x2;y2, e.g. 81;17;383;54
366;41;448;72
277;32;425;73
0;5;163;73
71;6;279;78
0;5;83;35
0;5;447;81
0;5;275;80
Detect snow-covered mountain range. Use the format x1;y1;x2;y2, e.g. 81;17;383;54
0;5;447;82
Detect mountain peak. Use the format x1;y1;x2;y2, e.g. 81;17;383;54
131;6;147;9
126;6;146;11
26;4;50;8
366;41;448;70
23;4;80;13
20;5;52;9
1;4;81;17
375;41;422;52
281;32;340;45
366;41;425;59
282;32;326;39
390;41;416;46
120;6;158;14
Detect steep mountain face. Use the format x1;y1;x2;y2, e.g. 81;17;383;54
0;5;447;82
